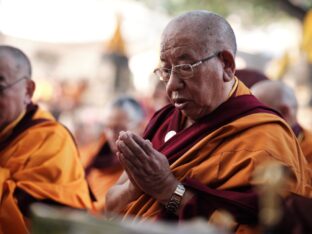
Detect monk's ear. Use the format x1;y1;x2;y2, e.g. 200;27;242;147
218;50;236;82
25;79;35;104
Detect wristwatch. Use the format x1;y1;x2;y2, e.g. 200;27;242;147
165;183;186;214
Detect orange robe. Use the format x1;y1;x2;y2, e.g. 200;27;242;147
298;127;312;166
82;135;123;211
0;104;93;234
122;80;310;228
87;165;123;210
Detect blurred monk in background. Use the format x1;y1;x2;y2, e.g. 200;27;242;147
251;80;312;167
84;96;146;211
0;45;93;234
235;68;269;88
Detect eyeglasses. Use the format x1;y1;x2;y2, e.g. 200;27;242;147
0;77;27;94
153;52;219;82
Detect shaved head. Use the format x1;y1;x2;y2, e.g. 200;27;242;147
161;10;237;55
159;10;237;121
0;45;32;80
251;80;298;125
0;45;35;131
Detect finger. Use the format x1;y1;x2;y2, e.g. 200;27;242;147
132;134;155;155
116;140;123;152
120;132;149;163
118;131;127;141
119;153;143;190
118;152;133;175
117;140;144;167
116;151;126;169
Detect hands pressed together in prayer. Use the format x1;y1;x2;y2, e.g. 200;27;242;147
116;131;180;205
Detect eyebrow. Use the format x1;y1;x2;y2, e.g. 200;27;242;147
160;50;194;60
176;53;192;61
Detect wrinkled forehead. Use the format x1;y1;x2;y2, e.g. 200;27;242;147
160;33;206;60
160;19;211;59
160;44;198;61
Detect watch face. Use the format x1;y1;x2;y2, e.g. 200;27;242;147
175;184;186;196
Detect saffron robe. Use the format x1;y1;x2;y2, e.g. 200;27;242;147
298;127;312;166
0;104;93;234
122;80;310;225
83;135;123;211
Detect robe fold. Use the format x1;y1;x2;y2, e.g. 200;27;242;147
293;124;312;166
0;104;93;234
84;135;123;211
122;80;310;229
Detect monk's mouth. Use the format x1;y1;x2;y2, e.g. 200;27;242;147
174;101;188;109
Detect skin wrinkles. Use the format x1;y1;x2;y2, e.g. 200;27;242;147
160;46;200;69
161;32;233;123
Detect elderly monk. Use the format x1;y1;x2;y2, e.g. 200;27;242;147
251;80;312;166
0;45;93;234
105;10;310;233
84;96;146;211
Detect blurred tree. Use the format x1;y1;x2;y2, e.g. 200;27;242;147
101;14;133;95
137;0;311;20
277;0;311;21
136;0;291;25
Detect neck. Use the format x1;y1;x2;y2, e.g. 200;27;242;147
209;78;237;115
0;112;25;141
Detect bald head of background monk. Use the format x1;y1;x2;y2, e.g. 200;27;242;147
251;80;298;126
0;45;35;132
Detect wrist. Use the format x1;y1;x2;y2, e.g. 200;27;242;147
157;179;180;205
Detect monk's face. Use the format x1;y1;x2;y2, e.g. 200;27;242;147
104;108;138;153
160;23;231;121
0;54;31;131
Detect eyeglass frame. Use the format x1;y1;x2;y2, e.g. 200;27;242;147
153;51;220;82
0;76;28;94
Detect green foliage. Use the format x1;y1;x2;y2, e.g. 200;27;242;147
136;0;292;25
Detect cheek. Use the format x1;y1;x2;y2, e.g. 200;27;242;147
165;88;174;103
198;86;212;105
189;81;212;104
0;99;15;127
0;98;10;114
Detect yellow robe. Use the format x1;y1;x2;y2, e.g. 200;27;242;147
123;81;310;223
0;106;93;234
